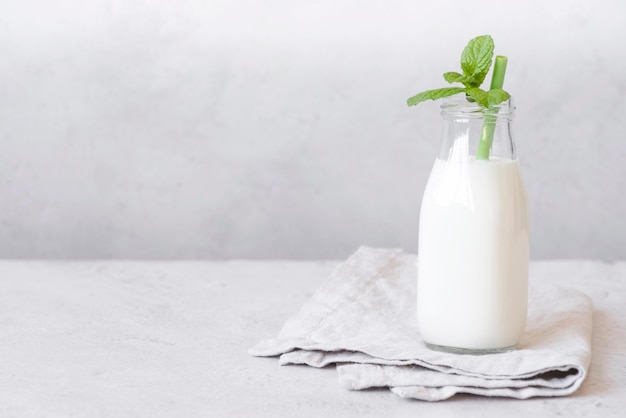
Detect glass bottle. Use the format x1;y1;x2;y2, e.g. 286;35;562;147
416;96;529;354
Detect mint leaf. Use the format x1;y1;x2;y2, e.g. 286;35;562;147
407;87;466;106
443;72;465;83
487;89;510;107
465;88;489;108
460;35;494;87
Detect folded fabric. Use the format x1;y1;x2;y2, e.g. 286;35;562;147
249;247;593;401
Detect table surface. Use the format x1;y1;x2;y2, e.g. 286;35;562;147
0;259;624;417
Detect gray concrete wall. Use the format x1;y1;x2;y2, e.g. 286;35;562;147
1;0;624;260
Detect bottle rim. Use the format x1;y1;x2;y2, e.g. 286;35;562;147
440;95;515;120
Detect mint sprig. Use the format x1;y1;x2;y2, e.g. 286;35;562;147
406;35;510;107
407;35;512;160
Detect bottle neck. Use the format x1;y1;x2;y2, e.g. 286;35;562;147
438;97;516;162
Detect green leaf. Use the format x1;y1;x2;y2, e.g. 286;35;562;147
465;88;511;108
443;72;465;84
465;88;489;107
407;87;466;106
460;35;494;86
444;72;482;88
487;89;511;107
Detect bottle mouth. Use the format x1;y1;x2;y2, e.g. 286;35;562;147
440;95;515;120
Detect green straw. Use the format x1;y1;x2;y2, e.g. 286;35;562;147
475;55;508;160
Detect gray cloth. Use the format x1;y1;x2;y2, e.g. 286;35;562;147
249;247;593;401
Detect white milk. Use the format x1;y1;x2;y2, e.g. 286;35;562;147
417;157;529;351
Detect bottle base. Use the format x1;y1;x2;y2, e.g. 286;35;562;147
425;342;517;355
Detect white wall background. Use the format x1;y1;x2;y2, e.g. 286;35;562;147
0;0;625;260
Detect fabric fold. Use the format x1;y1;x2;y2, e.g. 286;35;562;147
249;246;593;401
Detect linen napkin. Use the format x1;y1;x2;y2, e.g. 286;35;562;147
249;247;593;401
